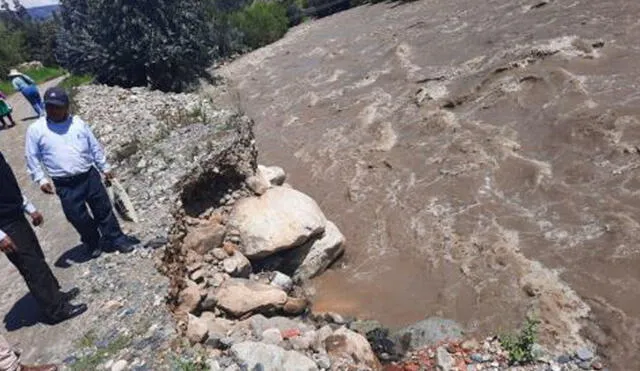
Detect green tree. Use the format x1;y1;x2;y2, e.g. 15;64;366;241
57;0;216;92
230;1;289;51
0;21;24;77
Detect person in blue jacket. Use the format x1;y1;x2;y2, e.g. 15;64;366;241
8;69;44;118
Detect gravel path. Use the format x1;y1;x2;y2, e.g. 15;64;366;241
0;78;176;369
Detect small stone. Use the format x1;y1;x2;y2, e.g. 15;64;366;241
578;361;592;370
290;330;316;350
270;271;293;291
190;269;206;283
314;326;334;352
557;354;572;364
201;289;218;310
177;285;202;314
326;312;346;324
223;252;252;278
223;242;237;256
313;353;331;369
592;361;603;370
111;360;128;371
470;354;484;363
212;248;229;260
548;365;561;371
187;314;209;344
436;346;455;371
246;174;271;195
103;300;124;311
281;328;301;339
261;328;283;345
461;339;480;351
283;297;308;315
576;347;594;361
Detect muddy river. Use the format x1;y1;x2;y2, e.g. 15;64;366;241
223;0;640;368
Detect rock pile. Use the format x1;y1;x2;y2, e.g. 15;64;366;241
71;83;606;370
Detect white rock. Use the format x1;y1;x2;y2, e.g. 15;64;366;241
247;314;312;336
293;221;345;281
261;328;284;345
436;346;455;371
290;330;316;350
258;165;286;186
246;174;271;195
313;326;334;352
270;271;293;291
229;187;327;259
111;360;128;371
231;342;318;371
214;278;287;317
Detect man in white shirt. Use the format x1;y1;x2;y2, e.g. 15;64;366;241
25;87;138;258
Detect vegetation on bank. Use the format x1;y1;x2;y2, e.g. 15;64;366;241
499;317;540;365
0;66;65;94
1;0;409;94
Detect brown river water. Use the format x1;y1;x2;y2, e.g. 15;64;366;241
223;0;640;368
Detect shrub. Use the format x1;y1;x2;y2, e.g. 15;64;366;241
499;317;540;365
230;1;289;51
57;0;216;92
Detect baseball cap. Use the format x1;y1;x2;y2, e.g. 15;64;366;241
44;87;70;107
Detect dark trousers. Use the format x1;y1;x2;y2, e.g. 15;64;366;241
2;217;64;318
53;167;124;250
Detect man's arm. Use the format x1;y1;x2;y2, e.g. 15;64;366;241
22;193;43;226
25;126;48;186
83;120;111;175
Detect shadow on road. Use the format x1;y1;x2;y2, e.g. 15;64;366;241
3;294;41;331
54;244;91;268
20;116;40;121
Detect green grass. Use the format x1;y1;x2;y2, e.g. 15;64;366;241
59;74;94;91
0;66;66;95
70;333;132;371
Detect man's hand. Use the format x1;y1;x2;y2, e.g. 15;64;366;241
40;182;55;194
30;211;44;227
104;171;115;181
0;236;16;253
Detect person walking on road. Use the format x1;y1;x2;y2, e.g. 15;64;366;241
7;70;44;118
25;87;139;259
0;152;87;324
0;334;58;371
0;91;16;129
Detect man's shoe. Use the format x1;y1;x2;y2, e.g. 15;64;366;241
113;235;140;254
86;245;102;259
44;303;87;325
61;287;80;302
20;364;58;371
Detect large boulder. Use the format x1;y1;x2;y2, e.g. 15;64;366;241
293;221;345;281
231;342;318;371
324;327;381;370
214;278;288;317
183;222;226;255
392;317;464;353
253;221;345;281
229;187;327;259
